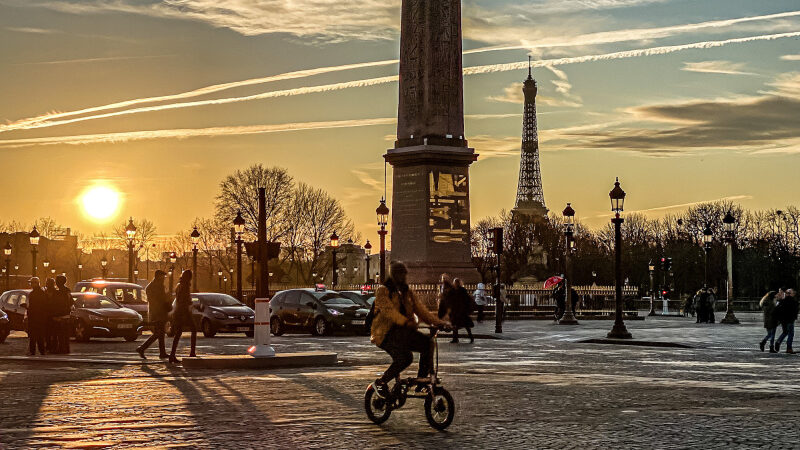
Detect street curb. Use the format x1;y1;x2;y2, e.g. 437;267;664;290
0;355;156;365
578;338;693;349
180;351;338;369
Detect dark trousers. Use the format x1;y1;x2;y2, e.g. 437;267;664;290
56;318;70;354
28;326;46;355
170;313;197;357
140;320;166;356
379;327;433;382
452;327;473;342
762;327;777;347
46;318;58;353
776;322;795;349
476;305;485;322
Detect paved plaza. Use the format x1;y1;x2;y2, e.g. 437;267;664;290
1;313;798;449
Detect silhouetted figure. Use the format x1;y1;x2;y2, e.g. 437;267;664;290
137;270;169;359
169;270;196;363
775;288;798;354
449;278;475;344
44;277;58;353
473;283;489;323
759;291;779;353
552;281;566;321
26;277;48;355
53;275;72;354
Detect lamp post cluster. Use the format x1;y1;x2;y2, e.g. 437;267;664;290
191;226;200;292
721;211;740;324
29;226;40;278
559;203;578;325
364;240;372;284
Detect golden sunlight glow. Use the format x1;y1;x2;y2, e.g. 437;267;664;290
80;185;121;222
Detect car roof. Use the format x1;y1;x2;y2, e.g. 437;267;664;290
76;280;142;289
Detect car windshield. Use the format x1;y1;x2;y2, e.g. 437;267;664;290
202;295;242;307
105;287;147;305
340;292;366;302
80;296;119;309
316;293;357;306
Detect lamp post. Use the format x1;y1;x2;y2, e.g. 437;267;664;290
721;211;740;324
364;240;372;284
648;260;656;316
43;259;50;277
607;178;632;339
169;252;177;292
77;263;83;282
703;223;713;287
330;231;339;288
218;269;223;292
233;211;245;301
376;198;389;284
3;243;11;290
190;226;200;292
100;256;108;279
559;203;579;325
29;226;40;278
125;218;137;283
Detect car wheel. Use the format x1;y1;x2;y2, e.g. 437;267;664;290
202;319;216;338
123;333;139;342
313;317;331;336
245;330;254;338
165;320;175;337
74;321;90;342
270;317;284;336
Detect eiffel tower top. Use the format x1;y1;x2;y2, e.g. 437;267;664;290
512;58;548;219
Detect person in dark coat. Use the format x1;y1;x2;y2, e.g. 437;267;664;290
53;275;72;354
775;288;798;354
437;274;458;342
136;270;170;359
44;277;59;353
169;270;196;363
449;278;475;344
759;291;779;353
26;277;48;355
552;281;566;321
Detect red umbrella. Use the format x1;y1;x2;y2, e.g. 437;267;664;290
543;276;564;290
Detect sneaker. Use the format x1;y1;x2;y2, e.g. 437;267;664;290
373;379;390;399
136;347;146;360
759;341;766;352
770;346;777;353
775;343;781;353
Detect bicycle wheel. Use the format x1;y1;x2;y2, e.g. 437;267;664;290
364;385;392;424
424;387;455;430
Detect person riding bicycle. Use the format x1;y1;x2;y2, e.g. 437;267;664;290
371;261;449;397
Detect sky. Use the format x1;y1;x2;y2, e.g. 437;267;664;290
0;0;799;244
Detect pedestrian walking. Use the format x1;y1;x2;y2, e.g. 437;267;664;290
136;270;170;359
775;288;798;354
44;277;58;353
759;291;779;353
168;270;196;363
449;278;475;344
552;280;566;321
53;275;72;354
472;282;489;323
26;277;48;355
708;288;717;324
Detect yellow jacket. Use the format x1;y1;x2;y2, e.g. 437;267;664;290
370;284;442;346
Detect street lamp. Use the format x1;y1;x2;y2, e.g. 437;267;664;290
648;260;656;316
77;263;83;281
607;178;632;339
3;243;11;291
721;211;740;324
125;218;137;283
218;269;224;292
703;223;713;287
330;231;340;288
169;252;177;292
376;198;389;284
191;226;200;292
364;240;372;284
560;203;578;325
233;210;245;301
100;256;108;278
29;226;40;278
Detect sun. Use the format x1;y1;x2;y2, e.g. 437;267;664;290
81;185;121;222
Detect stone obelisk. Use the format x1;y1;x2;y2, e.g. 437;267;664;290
384;0;479;283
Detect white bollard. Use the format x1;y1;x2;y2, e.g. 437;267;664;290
662;298;669;315
248;297;275;358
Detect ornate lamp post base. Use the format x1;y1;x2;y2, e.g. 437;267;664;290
558;315;579;325
648;298;656;317
721;309;740;324
607;321;632;339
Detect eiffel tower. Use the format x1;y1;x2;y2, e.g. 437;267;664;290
512;57;548;219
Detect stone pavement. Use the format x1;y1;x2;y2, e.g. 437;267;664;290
1;313;798;449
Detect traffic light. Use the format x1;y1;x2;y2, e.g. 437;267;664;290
491;227;503;254
665;257;672;271
662;289;670;299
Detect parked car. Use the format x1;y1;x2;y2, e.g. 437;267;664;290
0;289;30;333
70;292;144;342
74;280;149;322
269;288;370;336
338;290;373;308
165;293;254;338
0;308;10;343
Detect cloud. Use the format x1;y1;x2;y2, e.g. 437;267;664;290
681;60;756;75
781;54;800;61
487;83;525;104
7;31;797;136
5;26;57;34
468;135;521;160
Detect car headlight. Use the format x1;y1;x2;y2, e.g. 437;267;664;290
212;311;226;319
88;314;105;322
327;308;341;316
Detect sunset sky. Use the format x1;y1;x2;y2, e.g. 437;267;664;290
1;0;798;244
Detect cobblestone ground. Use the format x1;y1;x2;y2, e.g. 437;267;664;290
1;312;799;449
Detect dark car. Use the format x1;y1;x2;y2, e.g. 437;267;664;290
70;292;144;342
74;280;149;322
0;289;30;332
269;288;370;336
165;293;254;338
0;308;9;343
338;290;373;308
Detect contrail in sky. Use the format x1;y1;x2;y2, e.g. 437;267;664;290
3;10;797;132
2;31;799;135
